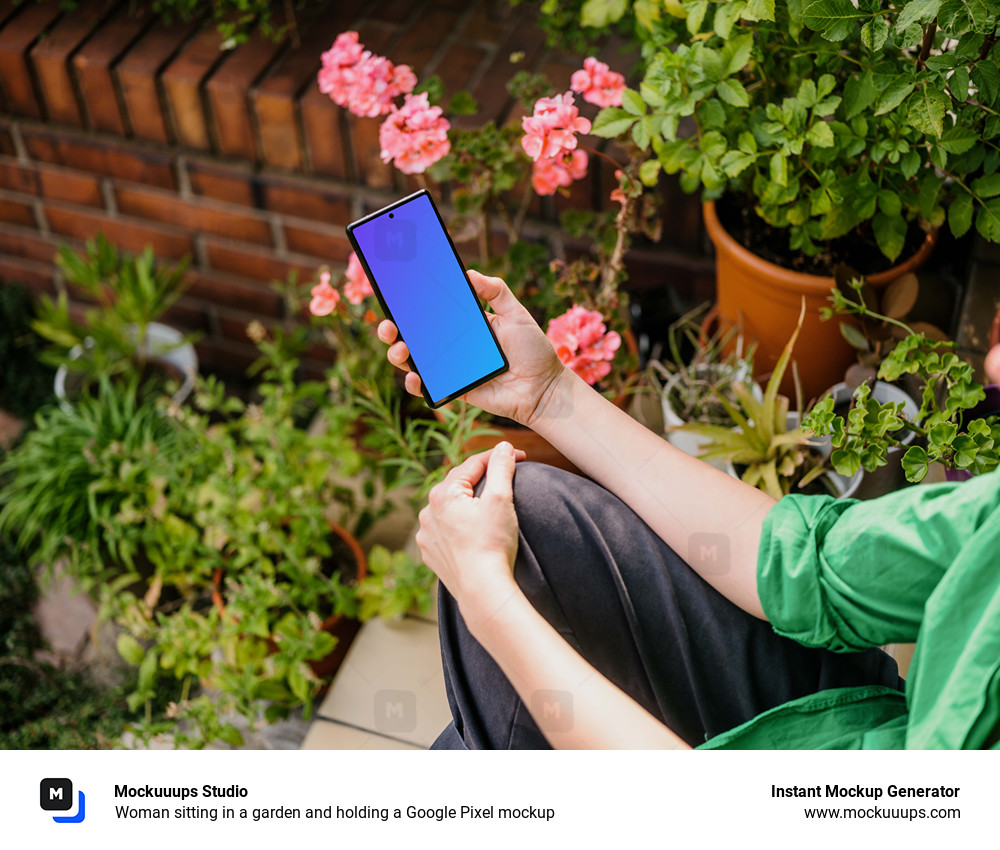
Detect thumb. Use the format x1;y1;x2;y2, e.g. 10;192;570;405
468;270;521;317
483;441;517;502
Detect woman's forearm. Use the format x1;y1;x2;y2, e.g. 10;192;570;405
463;566;690;750
529;367;775;619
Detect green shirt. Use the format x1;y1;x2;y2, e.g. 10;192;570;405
698;470;1000;750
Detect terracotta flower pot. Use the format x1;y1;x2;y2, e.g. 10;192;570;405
212;519;366;682
703;201;937;400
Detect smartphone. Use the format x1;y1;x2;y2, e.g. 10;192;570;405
346;190;508;408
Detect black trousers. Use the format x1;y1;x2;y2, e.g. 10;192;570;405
431;462;903;749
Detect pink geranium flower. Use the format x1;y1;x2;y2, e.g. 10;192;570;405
318;31;416;118
610;168;627;204
309;271;340;316
521;92;591;162
344;252;374;304
545;305;621;386
531;149;588;196
571;57;626;108
379;92;451;174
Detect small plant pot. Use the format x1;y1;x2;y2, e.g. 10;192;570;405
211;519;367;682
54;322;198;413
944;384;1000;483
659;363;763;472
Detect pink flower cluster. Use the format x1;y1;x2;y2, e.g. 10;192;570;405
379;92;451;174
318;31;417;118
532;149;588;196
344;253;374;304
521;92;591;162
545;306;621;386
570;57;626;108
309;271;340;316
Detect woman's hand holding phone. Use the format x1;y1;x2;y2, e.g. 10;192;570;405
377;270;567;428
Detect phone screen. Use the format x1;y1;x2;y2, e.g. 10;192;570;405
348;191;507;407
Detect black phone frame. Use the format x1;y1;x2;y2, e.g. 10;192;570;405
346;189;509;409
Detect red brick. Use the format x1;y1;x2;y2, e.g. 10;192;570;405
116;184;272;245
204;23;288;161
390;8;456;75
364;0;422;25
216;305;275;344
37;163;103;207
45;203;193;259
0;221;58;262
461;3;513;42
252;0;366;170
0;157;37;194
452;25;545;130
193;337;260;378
433;43;488;103
116;15;206;143
29;0;117;127
299;87;350;179
187;159;256;206
0;254;56;293
282;221;353;262
161;24;228;150
0;123;14;156
184;268;283;317
0;1;64;118
262;181;351;224
22;130;177;189
0;195;36;227
205;237;315;283
160;294;209;335
72;4;153;134
349;115;394;188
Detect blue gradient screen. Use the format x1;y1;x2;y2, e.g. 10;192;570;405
350;193;505;405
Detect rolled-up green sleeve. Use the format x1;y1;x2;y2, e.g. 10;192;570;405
757;477;999;652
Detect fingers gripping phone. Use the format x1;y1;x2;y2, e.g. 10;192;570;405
347;190;508;408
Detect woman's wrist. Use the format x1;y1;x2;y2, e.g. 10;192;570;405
455;558;524;640
525;364;577;430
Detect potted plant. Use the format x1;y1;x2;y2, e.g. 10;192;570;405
577;1;1000;396
647;302;759;465
32;235;198;411
804;278;1000;482
681;303;862;499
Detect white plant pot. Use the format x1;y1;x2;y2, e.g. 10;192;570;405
54;322;198;413
660;364;761;473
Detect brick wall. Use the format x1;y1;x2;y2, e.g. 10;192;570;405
0;0;710;379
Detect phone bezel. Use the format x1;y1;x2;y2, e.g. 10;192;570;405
346;189;509;409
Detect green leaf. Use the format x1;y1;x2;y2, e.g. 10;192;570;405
831;447;862;477
806;120;835;147
591;107;636;138
873;212;907;261
972;173;1000;197
447;91;478;116
723;32;755;76
844;69;878;119
949;66;970;102
721;149;755;176
839;321;870;351
972;62;1000;106
687;0;709;34
744;0;776;21
861;16;889;50
901;445;929;481
975;197;1000;242
804;0;865;41
632;119;651;149
117;633;145;666
717;78;750;107
639;159;662;186
895;0;941;30
580;0;628;27
738;130;758;154
874;77;915;115
770;152;788;186
908;87;946;136
714;1;747;38
622;88;645;116
939;126;977;154
878;189;902;217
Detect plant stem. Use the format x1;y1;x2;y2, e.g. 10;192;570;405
578;142;624;171
917;23;936;70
